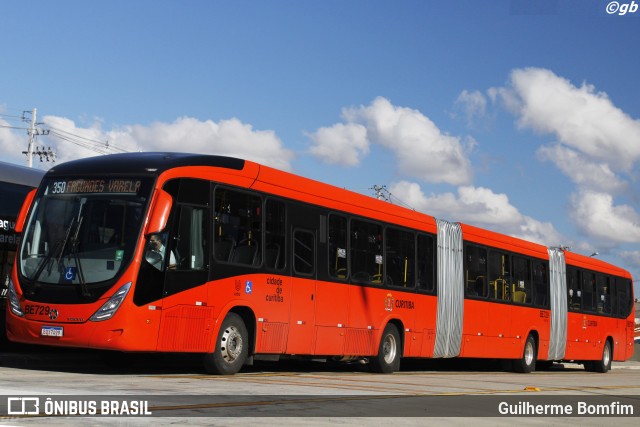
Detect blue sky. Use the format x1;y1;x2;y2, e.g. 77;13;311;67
2;0;640;294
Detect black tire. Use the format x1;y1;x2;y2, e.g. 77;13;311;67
203;313;248;375
586;340;612;373
369;324;401;373
513;334;537;373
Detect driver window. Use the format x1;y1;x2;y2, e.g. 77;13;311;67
145;232;175;271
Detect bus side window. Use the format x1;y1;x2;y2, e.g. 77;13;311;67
609;277;618;316
581;272;596;312
596;275;611;314
265;199;285;270
488;251;510;301
293;229;314;276
512;256;531;305
214;188;262;266
417;234;436;293
532;261;549;308
385;227;415;288
350;219;383;284
328;214;348;279
171;206;207;270
465;244;487;298
567;268;581;311
615;278;632;318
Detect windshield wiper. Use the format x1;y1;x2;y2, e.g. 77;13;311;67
30;216;77;284
29;198;89;298
68;215;90;297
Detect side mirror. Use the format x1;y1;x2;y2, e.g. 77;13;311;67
145;189;173;235
15;188;37;234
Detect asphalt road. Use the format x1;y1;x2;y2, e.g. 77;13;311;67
0;347;638;426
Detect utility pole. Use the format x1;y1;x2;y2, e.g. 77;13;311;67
22;108;54;167
25;108;37;167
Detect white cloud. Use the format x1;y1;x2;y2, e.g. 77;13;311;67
389;180;563;246
497;67;640;247
0;117;31;165
309;97;473;185
129;117;294;171
455;89;487;124
501;67;640;173
308;122;368;166
537;144;627;194
39;116;294;171
570;190;640;244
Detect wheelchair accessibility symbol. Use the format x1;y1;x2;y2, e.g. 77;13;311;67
64;267;77;281
245;281;253;294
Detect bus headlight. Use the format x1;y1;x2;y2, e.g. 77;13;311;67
7;277;25;317
89;282;131;322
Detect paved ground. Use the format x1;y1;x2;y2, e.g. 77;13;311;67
0;346;638;426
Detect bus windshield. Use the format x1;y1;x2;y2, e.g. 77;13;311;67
19;177;153;288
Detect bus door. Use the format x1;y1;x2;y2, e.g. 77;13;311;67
565;267;583;359
580;271;599;358
617;278;634;360
255;198;290;354
156;179;211;352
313;214;349;355
285;215;317;355
486;251;515;356
462;244;489;357
287;231;316;354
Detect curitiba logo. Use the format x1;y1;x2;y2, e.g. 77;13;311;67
384;293;394;312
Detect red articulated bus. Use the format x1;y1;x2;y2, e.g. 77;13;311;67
6;153;635;374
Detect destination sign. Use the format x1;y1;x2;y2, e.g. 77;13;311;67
0;216;20;246
48;179;143;195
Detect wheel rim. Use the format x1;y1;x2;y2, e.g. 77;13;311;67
382;333;397;364
220;325;244;364
603;343;611;367
524;340;534;366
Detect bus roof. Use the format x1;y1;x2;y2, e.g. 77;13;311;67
45;152;245;176
0;160;46;187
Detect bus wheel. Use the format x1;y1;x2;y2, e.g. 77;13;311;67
203;313;248;375
587;340;612;373
513;334;537;373
370;324;401;373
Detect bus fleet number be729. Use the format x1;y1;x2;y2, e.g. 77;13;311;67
24;304;53;316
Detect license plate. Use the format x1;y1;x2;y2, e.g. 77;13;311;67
41;326;63;337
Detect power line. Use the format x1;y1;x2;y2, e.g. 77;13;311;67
0;124;29;130
0;112;27;121
370;184;416;211
45;125;128;154
47;130;128;154
387;192;416;211
48;129;114;155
